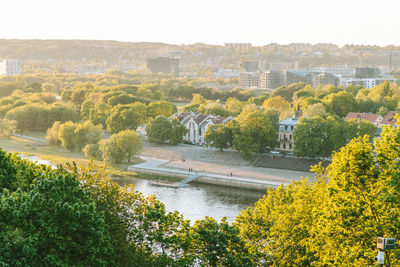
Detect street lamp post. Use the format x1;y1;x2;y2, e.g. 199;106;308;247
376;237;396;266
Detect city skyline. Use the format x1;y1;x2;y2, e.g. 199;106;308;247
1;0;400;47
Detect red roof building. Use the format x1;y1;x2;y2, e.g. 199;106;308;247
381;111;400;126
344;112;383;126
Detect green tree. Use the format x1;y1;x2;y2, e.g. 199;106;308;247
225;97;244;115
322;91;357;117
46;121;61;146
83;143;102;160
191;93;206;105
235;179;322;266
90;102;110;128
0;118;17;138
198;102;233;117
106;103;147;134
65;161;193;266
204;124;231;151
0;164;113;266
147;101;176;119
81;99;95;120
146;115;172;144
262;96;292;119
54;121;101;151
115;130;143;163
170;118;188;145
346;119;377;142
190;217;254;266
99;130;143;163
74;121;102;150
304;103;327;118
58;121;77;151
233;110;278;158
272;82;308;102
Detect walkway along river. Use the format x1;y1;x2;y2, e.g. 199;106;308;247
121;156;314;223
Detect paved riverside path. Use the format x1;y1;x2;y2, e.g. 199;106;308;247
129;156;294;188
14;134;46;142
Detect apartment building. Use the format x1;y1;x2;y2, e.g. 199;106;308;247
311;72;339;88
339;78;397;89
224;43;252;51
285;70;312;86
262;62;298;71
146;57;179;77
0;59;22;75
241;61;259;72
239;72;259;88
260;70;285;89
355;67;380;78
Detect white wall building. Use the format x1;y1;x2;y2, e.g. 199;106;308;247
0;59;22;75
339;78;397;89
175;112;233;145
214;68;240;78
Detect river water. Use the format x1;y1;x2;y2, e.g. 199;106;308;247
20;155;290;224
114;177;266;224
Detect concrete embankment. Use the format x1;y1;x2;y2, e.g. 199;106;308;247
254;154;330;172
131;167;188;179
194;176;275;191
130;166;284;192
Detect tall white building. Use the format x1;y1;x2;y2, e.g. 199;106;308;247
0;59;22;75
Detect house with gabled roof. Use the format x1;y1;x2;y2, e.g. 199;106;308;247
380;111;400;127
174;112;233;144
344;112;383;126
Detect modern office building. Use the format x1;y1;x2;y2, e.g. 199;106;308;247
0;59;22;75
241;61;259;72
311;72;340;88
239;72;259;88
146;57;179;77
355;67;380;79
285;70;312;86
260;70;285;89
307;66;355;77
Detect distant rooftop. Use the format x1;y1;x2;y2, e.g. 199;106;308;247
279;117;299;126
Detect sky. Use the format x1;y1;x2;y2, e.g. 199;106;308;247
1;0;400;47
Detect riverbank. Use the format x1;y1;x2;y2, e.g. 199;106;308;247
129;156;299;192
0;134;314;192
0;135;140;178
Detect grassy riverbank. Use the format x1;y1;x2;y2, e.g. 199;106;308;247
0;134;143;178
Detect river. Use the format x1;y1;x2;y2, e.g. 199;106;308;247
20;155;294;224
114;176;266;224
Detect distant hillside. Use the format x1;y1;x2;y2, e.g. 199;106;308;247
0;39;399;70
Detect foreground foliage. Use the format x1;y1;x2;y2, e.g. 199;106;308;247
237;122;400;266
3;120;400;266
0;151;252;266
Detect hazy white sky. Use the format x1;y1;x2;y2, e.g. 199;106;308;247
1;0;399;46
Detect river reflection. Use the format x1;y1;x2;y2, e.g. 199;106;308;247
113;177;266;224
